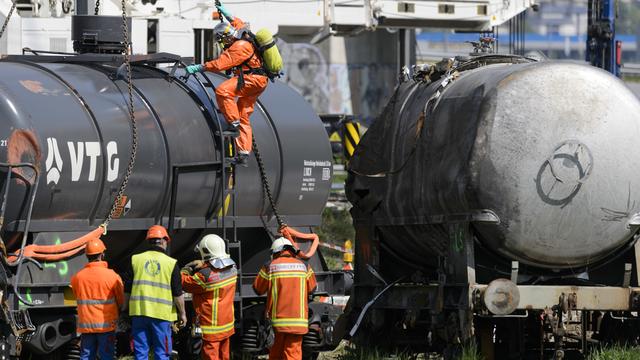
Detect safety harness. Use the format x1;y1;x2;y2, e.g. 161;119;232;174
233;31;279;91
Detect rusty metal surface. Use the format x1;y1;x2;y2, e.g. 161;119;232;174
483;279;520;315
475;284;640;311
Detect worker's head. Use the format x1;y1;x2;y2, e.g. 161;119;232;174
271;237;297;256
213;22;239;47
195;234;230;262
85;238;106;262
146;225;170;249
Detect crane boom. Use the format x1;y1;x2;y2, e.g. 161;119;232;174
587;0;621;77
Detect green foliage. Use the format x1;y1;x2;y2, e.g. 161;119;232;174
315;207;355;270
315;207;355;244
588;345;640;360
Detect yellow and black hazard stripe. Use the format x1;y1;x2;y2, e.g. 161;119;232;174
342;121;361;160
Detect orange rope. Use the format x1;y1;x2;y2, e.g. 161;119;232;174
7;226;104;262
280;225;319;260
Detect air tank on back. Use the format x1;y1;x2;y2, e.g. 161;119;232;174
347;57;640;271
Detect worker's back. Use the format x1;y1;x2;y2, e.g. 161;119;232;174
254;254;317;334
129;250;177;321
183;264;237;340
71;261;124;333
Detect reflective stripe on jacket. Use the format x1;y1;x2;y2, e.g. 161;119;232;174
129;250;177;321
252;254;317;334
70;261;124;333
181;265;237;341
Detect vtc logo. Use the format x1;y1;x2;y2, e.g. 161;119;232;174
144;259;161;276
45;137;120;185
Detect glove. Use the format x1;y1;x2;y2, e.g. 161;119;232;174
215;3;234;21
186;64;204;74
181;260;204;275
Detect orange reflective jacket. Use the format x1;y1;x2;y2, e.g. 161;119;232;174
253;254;317;334
70;261;124;333
181;265;237;341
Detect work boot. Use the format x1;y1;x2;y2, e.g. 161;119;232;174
222;120;240;138
234;152;249;167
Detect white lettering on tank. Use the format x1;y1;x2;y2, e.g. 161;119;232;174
106;141;119;182
45;137;63;185
85;142;101;182
67;142;84;182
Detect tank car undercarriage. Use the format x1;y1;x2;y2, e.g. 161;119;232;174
347;221;640;360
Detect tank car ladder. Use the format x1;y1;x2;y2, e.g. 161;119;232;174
190;72;245;321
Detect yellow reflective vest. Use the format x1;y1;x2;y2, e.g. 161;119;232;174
129;250;177;321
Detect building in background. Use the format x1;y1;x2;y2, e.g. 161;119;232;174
417;0;640;63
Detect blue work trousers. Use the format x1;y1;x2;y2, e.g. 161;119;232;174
80;331;115;360
131;316;172;360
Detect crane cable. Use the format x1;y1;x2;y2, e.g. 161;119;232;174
252;137;318;259
8;0;137;265
0;0;17;41
102;0;138;232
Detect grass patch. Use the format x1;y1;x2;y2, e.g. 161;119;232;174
335;346;416;360
460;342;484;360
588;345;640;360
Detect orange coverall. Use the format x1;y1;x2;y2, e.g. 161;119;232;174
253;252;317;360
204;18;268;155
181;264;237;360
71;261;125;333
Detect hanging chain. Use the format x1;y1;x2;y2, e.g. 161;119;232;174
103;0;137;230
94;0;100;15
0;0;17;41
252;136;286;230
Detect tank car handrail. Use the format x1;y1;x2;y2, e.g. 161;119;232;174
0;162;40;306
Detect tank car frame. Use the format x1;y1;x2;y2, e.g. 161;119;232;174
345;55;640;359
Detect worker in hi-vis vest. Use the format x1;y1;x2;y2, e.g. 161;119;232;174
71;238;125;360
181;234;237;360
185;1;268;167
253;237;317;360
125;225;187;360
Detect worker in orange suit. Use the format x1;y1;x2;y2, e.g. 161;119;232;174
181;234;237;360
253;237;317;360
71;238;125;360
186;3;268;167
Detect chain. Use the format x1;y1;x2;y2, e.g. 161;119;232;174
0;0;17;41
94;0;100;15
103;0;137;230
252;136;286;230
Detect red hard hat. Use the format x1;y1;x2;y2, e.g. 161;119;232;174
86;238;106;256
146;225;170;242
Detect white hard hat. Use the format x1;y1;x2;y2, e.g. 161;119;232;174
271;237;295;254
196;234;230;261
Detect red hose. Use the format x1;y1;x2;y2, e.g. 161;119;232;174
7;226;104;262
280;225;319;260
